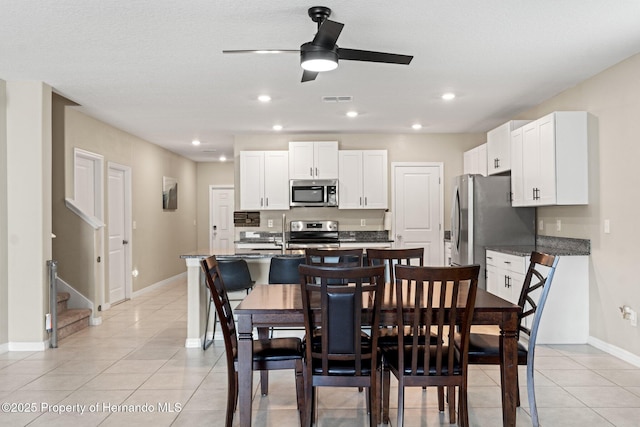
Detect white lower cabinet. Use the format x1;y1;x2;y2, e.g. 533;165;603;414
486;250;589;344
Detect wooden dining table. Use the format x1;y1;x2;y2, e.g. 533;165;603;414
235;283;521;427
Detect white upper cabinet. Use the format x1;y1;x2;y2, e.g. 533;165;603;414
240;151;290;210
510;127;526;206
338;150;388;209
486;120;530;175
518;111;589;206
463;143;487;176
289;141;339;180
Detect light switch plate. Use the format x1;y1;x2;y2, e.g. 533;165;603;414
556;219;562;231
604;219;610;234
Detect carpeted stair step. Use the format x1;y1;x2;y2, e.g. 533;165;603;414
56;292;70;313
57;308;91;340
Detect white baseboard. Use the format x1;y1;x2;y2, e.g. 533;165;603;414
8;341;48;352
588;335;640;368
132;272;186;298
185;338;202;348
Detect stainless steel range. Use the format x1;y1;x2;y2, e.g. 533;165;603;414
287;220;339;249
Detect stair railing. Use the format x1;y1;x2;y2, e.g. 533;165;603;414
47;260;58;348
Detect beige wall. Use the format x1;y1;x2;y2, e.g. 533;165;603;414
5;82;52;344
0;80;7;345
57;104;197;297
233;133;484;232
515;53;640;355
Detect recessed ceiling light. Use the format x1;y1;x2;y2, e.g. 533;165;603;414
442;92;456;101
272;124;283;131
412;124;422;130
346;111;358;118
219;155;227;162
258;95;271;102
192;139;201;146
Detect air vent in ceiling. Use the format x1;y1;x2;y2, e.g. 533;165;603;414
322;96;353;103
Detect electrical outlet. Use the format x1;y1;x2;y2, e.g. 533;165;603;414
45;313;51;330
604;219;610;234
267;219;273;228
538;219;544;231
556;219;562;231
360;219;366;226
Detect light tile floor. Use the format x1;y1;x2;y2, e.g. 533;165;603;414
1;276;640;426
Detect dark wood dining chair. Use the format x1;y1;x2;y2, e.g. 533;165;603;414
200;256;305;427
202;258;255;350
298;264;386;427
367;247;427;345
367;247;446;413
455;251;559;427
380;264;480;427
304;247;364;266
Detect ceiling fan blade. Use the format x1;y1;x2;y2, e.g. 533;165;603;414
337;48;413;65
301;70;319;82
222;49;299;54
311;19;344;48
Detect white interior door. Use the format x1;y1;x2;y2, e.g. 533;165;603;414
210;187;235;252
392;163;443;265
108;164;131;304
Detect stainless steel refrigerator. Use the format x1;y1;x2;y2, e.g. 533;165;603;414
451;174;535;289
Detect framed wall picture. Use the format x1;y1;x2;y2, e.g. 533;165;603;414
162;176;178;210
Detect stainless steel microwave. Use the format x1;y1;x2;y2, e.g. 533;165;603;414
289;179;338;207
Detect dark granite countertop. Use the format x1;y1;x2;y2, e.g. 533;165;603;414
486;236;590;257
236;230;393;244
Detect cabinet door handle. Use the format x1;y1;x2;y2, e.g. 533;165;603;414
260;197;264;207
364;197;368;206
359;197;363;206
265;198;269;207
315;167;319;177
310;167;313;177
496;158;500;168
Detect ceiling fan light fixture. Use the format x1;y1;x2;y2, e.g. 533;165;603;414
300;43;338;72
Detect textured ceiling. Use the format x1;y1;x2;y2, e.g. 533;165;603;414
2;1;640;161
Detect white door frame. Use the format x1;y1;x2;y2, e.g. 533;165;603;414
107;162;133;305
391;162;444;263
209;185;235;252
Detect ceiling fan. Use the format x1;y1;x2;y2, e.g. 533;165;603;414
222;6;413;82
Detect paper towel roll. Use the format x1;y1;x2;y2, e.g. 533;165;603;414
383;211;392;230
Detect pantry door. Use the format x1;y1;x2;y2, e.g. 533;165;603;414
392;163;443;265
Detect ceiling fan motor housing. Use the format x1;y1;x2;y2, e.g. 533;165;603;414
300;42;338;71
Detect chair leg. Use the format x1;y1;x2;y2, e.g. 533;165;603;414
527;356;539;427
382;365;391;424
294;360;306;427
227;370;238;427
370;369;380;426
203;295;215;350
397;380;405;427
458;384;469;427
447;386;456;424
438;386;445;412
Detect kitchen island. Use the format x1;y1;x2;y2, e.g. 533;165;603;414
181;249;301;348
180;236;393;348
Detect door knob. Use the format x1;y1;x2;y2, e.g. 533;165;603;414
123;240;129;245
